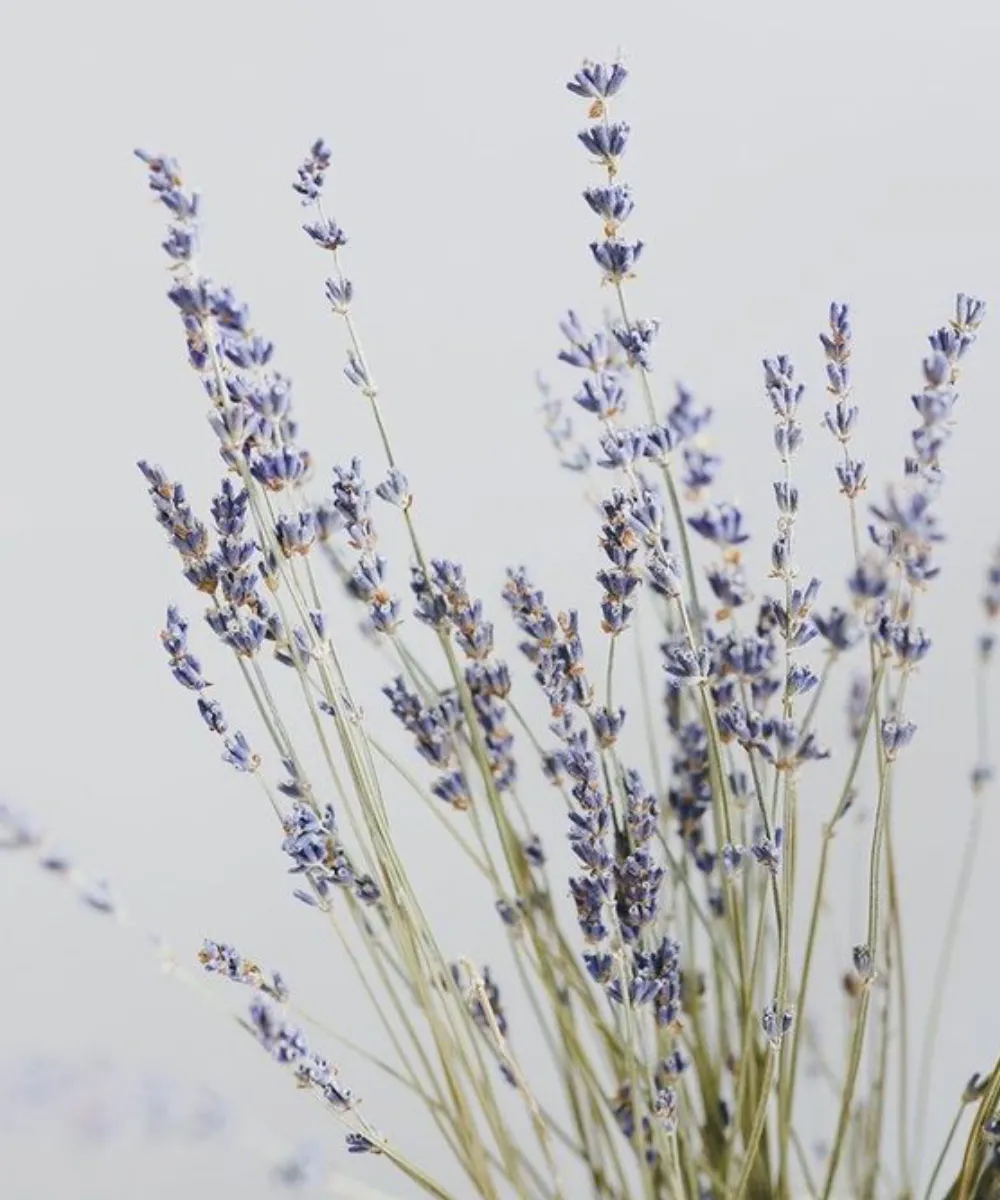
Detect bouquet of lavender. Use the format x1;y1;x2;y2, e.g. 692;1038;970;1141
13;55;998;1200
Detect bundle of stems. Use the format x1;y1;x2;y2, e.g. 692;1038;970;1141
55;53;1000;1200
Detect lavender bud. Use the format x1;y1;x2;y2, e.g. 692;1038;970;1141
762;1002;795;1047
852;944;875;983
880;716;917;760
566;60;629;101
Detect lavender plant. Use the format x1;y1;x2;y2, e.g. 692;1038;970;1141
17;55;999;1200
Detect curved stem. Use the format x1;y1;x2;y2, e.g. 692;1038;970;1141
956;1059;1000;1199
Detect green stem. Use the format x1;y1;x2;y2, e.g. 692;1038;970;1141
925;1102;966;1200
733;1047;778;1200
955;1059;1000;1200
820;743;897;1200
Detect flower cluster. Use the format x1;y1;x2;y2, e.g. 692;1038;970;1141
134;149;198;260
157;603;268;772
502;571;614;938
247;997;380;1154
597;489;642;634
198;939;288;1001
293;139;355;318
503;568;671;1013
411;559;517;792
615;769;665;943
281;800;380;907
718;702;828;772
687;499;752;619
869;297;985;593
857;296;987;771
623;486;681;602
664;710;715;877
136;147;346;699
333;457;401;634
763;354;805;585
821;303;866;501
559;310;628;417
383;676;470;810
570;60;644;289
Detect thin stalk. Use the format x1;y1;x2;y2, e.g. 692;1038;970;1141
955;1058;1000;1200
886;822;911;1192
924;1101;965;1200
863;950;893;1198
462;960;566;1200
732;1047;778;1200
728;873;771;1181
819;753;895;1200
785;660;885;1125
914;645;993;1176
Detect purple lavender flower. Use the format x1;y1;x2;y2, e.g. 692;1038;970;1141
662;640;712;685
303;214;347;250
590;238;644;283
615;847;665;942
596;425;649;470
613;318;659;369
688;501;750;547
574;372;626;419
325;275;354;313
343;350;373;392
763;355;804;421
197;697;227;734
643;420;678;463
558;311;618;372
251;446;310;492
722;844;747;876
199;940;287;1000
275;510;317;557
880;716;917;759
135;149;199;248
375;467;411;509
762;1002;795;1047
681;446;722;495
567;60;629;101
345;1132;381;1154
248;998;307;1065
751;828;784;873
139;464;211;562
291;139;332;204
160;606;210;691
852;944;875;983
583;183;636;227
222;731;259;773
578;123;631;168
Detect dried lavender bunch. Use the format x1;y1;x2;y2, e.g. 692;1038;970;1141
16;56;993;1200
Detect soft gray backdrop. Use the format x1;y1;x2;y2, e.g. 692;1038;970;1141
2;0;999;1196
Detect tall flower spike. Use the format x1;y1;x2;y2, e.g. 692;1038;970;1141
135;150;199;256
161;606;210;692
536;375;593;473
821;301;865;502
597;490;642;634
